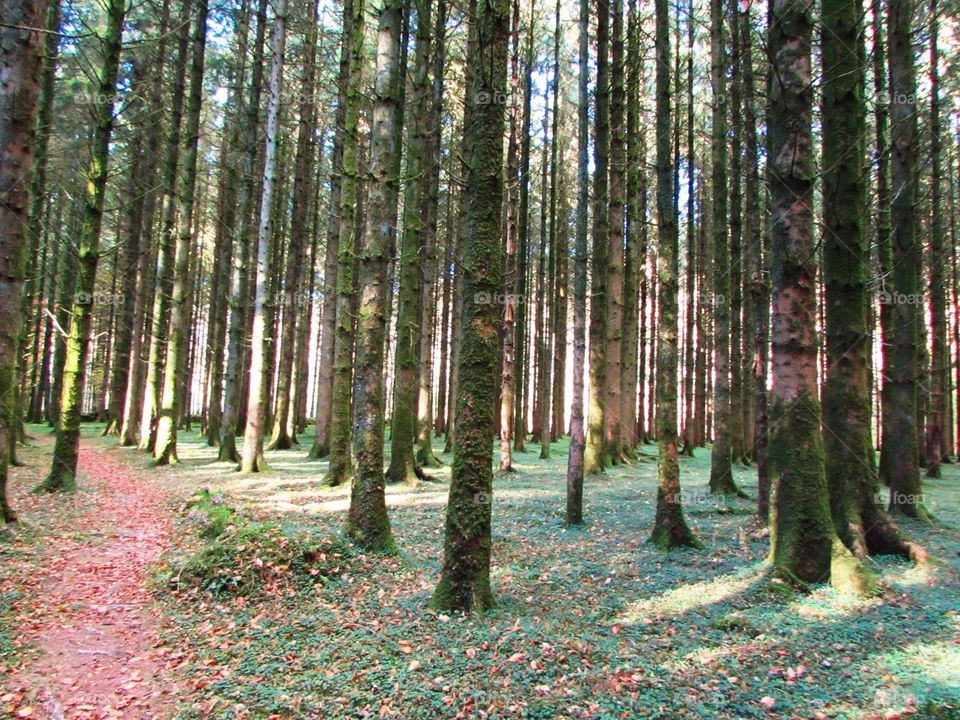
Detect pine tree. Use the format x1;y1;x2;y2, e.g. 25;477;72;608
0;0;45;518
430;0;509;614
38;0;126;492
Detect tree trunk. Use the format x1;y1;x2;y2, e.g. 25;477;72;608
154;0;209;465
0;0;44;518
387;0;432;484
324;0;365;487
219;0;269;463
270;0;319;451
821;0;924;560
414;0;447;469
924;0;947;477
38;0;125;492
347;0;404;551
566;0;590;525
650;0;700;549
708;0;743;496
766;0;861;588
882;0;928;518
430;0;508;615
584;0;610;476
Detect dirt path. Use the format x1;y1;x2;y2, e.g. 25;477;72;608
9;443;177;719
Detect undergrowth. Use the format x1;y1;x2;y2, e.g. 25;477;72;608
159;489;351;597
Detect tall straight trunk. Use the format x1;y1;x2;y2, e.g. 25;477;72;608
883;0;927;518
388;0;432;483
621;0;640;453
604;0;626;463
324;0;365;487
549;0;567;442
0;0;44;518
650;0;699;549
430;0;508;615
154;0;209;465
443;7;477;457
205;0;250;446
219;0;268;462
636;128;649;442
138;0;193;452
21;0;61;433
499;0;521;472
347;0;403;551
738;6;755;460
727;0;746;466
537;82;552;459
270;0;319;451
584;0;610;476
566;0;590;525
821;0;923;560
39;0;125;492
242;0;289;473
104;53;145;437
743;2;769;519
681;0;696;454
708;0;743;495
414;0;447;469
309;0;354;460
512;1;535;453
924;0;947;476
872;0;894;486
119;0;171;447
435;199;453;437
767;0;859;587
694;182;708;446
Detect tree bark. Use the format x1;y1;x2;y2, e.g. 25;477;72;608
38;0;125;492
430;0;508;615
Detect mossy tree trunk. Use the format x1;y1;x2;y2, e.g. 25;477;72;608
820;0;924;560
882;0;927;519
430;0;508;615
346;0;404;552
0;0;44;518
766;0;865;589
650;0;701;550
584;0;610;477
38;0;125;492
387;0;432;484
154;0;209;466
137;0;193;453
324;0;365;488
566;0;590;526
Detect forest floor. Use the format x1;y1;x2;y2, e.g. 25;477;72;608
2;424;959;720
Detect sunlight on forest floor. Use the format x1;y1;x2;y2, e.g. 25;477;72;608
8;424;960;718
